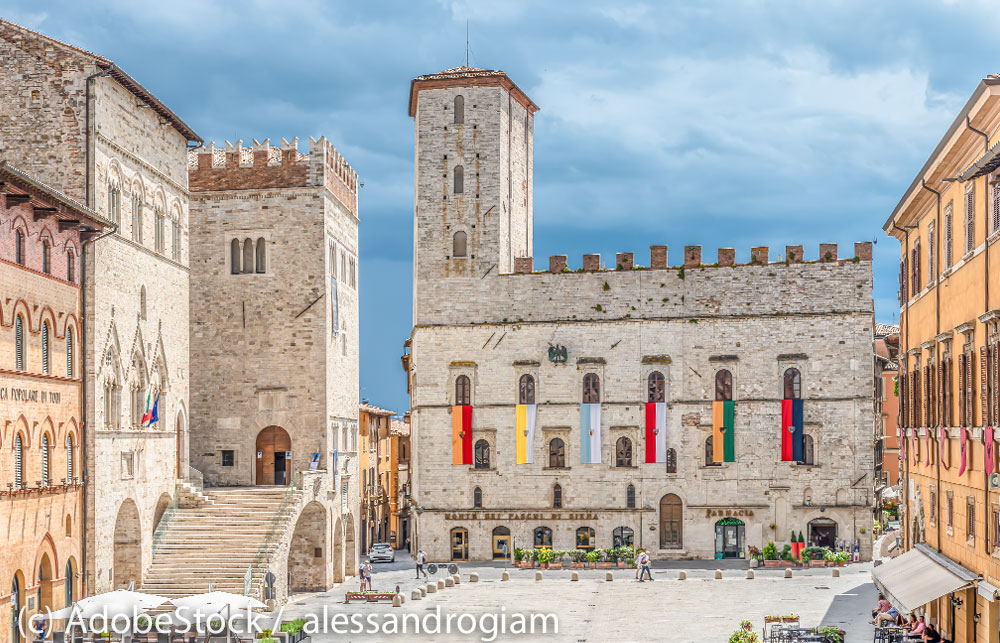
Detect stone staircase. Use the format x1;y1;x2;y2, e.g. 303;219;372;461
142;486;299;598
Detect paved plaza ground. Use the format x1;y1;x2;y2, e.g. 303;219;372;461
275;553;877;642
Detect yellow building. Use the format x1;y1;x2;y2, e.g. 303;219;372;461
358;404;395;554
0;164;112;643
882;75;1000;643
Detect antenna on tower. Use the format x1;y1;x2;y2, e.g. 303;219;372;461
466;21;469;67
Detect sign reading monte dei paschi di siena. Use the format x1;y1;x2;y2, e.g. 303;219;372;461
403;66;875;562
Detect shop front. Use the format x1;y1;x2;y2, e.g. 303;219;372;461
714;517;745;559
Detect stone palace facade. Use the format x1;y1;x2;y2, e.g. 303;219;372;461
404;67;875;562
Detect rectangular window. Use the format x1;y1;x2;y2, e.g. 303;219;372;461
221;450;235;467
911;240;920;294
121;452;135;479
927;221;935;282
993;181;1000;235
172;220;181;260
966;184;976;255
947;490;954;528
968;496;976;542
944;202;954;268
929;487;937;525
993;504;1000;551
350;257;356;288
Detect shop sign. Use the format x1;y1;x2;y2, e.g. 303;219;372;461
0;385;61;403
444;511;598;521
704;508;754;518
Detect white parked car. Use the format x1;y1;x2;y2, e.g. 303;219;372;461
369;543;395;563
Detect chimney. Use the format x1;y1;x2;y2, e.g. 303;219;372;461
854;241;873;261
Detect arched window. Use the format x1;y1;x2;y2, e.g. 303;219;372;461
65;516;72;538
455;375;471;405
171;219;181;260
705;436;721;467
66;249;75;283
473;486;483;508
41;321;50;374
613;526;634;547
783;368;801;399
154;209;164;253
576;526;595;550
230;239;241;274
140;286;147;321
64;560;74;606
715;369;733;401
14;434;23;488
518;374;535;404
66;433;74;481
453;230;467;257
553;483;563;508
131;192;142;242
583;373;600;403
41;433;50;486
242;239;253;274
648;371;665;402
626;483;635;508
665;448;677;474
548;438;565;468
474;439;490;469
255;237;266;273
454;95;464;124
41;240;51;274
66;326;74;377
799;435;815;466
454;165;464;194
15;229;25;265
616;436;633;467
533;526;552;548
15;315;25;371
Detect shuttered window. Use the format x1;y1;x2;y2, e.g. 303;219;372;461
966;349;975;425
993;182;1000;235
41;321;50;374
913;368;922;427
966;185;976;254
66;434;74;481
66;326;74;377
41;433;50;486
15;315;25;371
14;434;23;489
959;353;967;426
911;242;920;295
927;221;936;281
945;203;954;267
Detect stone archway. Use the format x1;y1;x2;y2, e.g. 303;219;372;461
152;493;172;536
659;494;683;549
11;569;25;643
344;514;357;576
288;502;327;592
332;517;344;583
113;499;142;589
255;426;291;485
38;552;53;613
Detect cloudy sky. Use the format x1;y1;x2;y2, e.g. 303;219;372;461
2;0;987;413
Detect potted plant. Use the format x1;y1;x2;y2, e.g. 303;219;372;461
538;548;552;569
586;550;600;569
781;614;799;624
763;615;780;624
513;547;525;566
780;545;794;567
597;548;614;569
570;549;586;569
280;619;307;643
816;626;845;643
524;548;538;568
619;545;634;568
762;541;780;567
822;550;837;567
835;551;849;566
746;545;762;568
549;550;564;570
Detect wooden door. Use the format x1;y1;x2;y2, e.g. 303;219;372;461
450;528;469;561
659;494;683;549
255;426;291;485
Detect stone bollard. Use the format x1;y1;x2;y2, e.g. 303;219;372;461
437;579;445;590
501;571;510;582
746;570;755;580
419;585;427;597
535;571;543;581
411;589;422;601
571;571;579;582
605;572;613;582
453;574;461;584
832;569;840;578
678;571;686;580
469;573;479;582
426;583;437;594
784;569;793;579
714;570;723;580
445;577;454;587
392;594;403;607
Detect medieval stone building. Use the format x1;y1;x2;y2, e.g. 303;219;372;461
405;67;875;562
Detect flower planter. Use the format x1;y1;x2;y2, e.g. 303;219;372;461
764;618;780;624
837;561;845;567
550;562;563;570
616;562;625;569
588;562;597;569
540;563;549;569
782;617;798;624
780;561;794;567
763;560;780;568
597;562;613;569
570;562;584;569
809;560;825;568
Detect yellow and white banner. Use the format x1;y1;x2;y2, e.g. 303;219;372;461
515;404;537;464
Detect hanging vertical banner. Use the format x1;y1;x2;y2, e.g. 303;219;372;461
900;426;906;463
712;401;735;463
580;403;602;464
986;427;995;475
939;428;950;470
451;405;473;465
515;404;537;464
644;402;667;463
958;427;968;476
780;400;804;462
925;430;932;467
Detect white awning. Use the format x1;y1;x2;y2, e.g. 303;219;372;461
872;547;975;614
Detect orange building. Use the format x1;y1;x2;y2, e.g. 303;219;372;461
358;404;394;553
881;75;1000;643
0;163;111;643
875;323;901;492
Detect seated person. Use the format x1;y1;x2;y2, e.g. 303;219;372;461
923;623;941;643
874;606;900;626
869;594;892;623
910;616;927;635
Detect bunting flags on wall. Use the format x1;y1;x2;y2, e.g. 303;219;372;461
451;405;473;465
958;427;968;476
712;400;735;463
515;404;537;464
780;399;803;462
644;402;666;463
580;403;602;464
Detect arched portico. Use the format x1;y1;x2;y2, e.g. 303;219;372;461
344;514;357;576
288;502;327;592
333;517;344;583
113;499;142;588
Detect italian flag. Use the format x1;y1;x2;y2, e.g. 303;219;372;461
515;404;537;464
644;402;666;463
451;405;473;465
580;403;602;464
712;400;735;463
780;399;803;462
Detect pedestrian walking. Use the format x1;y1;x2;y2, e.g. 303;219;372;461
416;548;428;579
360;558;371;591
637;550;653;581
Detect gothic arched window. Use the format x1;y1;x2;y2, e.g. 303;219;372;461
453;230;467;257
41;433;50;486
583;373;600;403
519;374;535;404
14;315;25;371
255;237;266;273
42;240;51;274
231;239;241;274
455;375;471;405
626;483;635;508
553;484;563;508
799;434;815;466
648;371;665;402
454;165;464;194
705;436;721;467
715;369;733;401
41;321;50;374
474;439;490;469
14;434;24;489
15;229;25;265
473;486;482;508
548;438;565;468
616;436;633;467
454;95;464;124
242;238;253;274
66;326;74;377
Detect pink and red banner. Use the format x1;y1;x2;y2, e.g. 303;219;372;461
939;428;950;470
986;427;995;475
959;427;968;477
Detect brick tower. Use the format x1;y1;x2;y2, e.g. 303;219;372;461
409;67;538;324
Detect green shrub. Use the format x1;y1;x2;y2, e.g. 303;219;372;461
762;541;778;560
585;550;600;563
